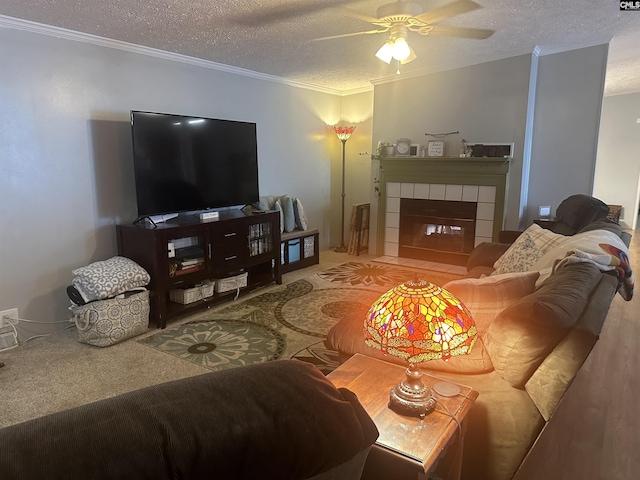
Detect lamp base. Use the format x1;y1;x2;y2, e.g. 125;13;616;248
389;386;436;419
387;364;436;419
333;244;348;253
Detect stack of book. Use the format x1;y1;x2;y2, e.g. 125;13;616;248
169;257;205;277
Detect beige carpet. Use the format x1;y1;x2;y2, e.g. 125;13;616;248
0;251;462;428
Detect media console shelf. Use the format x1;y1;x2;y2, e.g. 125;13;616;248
116;210;281;328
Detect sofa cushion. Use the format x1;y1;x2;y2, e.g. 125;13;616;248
425;369;544;480
524;272;618;420
443;271;540;337
484;262;603;388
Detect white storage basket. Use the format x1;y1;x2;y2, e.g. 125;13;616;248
169;280;215;304
70;290;149;347
214;272;248;298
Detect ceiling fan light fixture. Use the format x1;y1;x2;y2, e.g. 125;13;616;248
392;37;411;61
400;45;417;64
375;42;394;64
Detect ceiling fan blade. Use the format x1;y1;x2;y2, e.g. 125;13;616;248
340;7;380;24
427;25;494;39
414;0;481;25
312;29;388;42
230;0;361;27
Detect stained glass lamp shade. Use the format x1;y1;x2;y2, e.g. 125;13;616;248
364;278;477;418
332;125;356;141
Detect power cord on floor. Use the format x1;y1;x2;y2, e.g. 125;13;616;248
432;394;469;480
1;317;75;352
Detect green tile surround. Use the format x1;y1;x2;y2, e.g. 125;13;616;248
376;157;511;256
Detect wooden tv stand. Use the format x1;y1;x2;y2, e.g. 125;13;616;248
116;210;281;328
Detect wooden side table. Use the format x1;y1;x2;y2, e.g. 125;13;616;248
328;354;478;480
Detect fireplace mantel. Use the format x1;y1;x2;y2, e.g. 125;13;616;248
376;156;511;257
379;156;510;180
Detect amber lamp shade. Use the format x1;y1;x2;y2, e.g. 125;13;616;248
332;125;356;141
364;278;477;418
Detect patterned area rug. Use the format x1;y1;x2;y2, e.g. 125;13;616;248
139;262;462;374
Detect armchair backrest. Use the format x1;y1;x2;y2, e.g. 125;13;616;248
0;360;379;480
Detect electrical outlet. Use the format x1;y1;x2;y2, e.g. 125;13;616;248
0;308;19;328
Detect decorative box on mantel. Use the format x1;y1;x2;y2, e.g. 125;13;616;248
376;156;511;263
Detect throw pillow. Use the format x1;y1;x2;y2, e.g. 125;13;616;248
257;195;276;212
524;222;566;253
72;256;150;302
443;271;540;337
292;197;308;231
274;199;284;233
492;233;541;275
279;195;296;233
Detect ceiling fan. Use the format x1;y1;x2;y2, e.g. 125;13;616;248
315;0;494;67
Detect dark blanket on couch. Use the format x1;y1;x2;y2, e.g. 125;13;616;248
0;360;378;480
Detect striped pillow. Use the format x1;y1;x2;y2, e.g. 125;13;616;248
525;222;566;252
492;223;565;275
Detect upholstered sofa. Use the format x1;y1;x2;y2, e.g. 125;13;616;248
326;218;633;480
0;360;378;480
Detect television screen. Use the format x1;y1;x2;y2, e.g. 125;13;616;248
130;111;259;217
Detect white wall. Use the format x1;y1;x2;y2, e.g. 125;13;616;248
0;26;345;334
593;92;640;229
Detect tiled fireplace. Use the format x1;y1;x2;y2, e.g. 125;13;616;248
376;157;510;265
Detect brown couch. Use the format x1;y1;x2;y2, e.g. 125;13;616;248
0;360;379;480
326;221;631;480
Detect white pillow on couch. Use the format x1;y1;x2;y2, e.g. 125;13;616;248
491;223;565;275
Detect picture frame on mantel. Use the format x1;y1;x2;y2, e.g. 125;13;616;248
467;142;514;158
427;140;445;157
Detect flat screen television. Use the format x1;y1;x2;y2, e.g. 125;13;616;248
130;110;259;217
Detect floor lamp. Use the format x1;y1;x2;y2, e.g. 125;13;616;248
332;125;356;253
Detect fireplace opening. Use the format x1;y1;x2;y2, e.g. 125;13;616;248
399;198;477;266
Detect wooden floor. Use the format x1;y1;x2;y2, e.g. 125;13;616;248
514;229;640;480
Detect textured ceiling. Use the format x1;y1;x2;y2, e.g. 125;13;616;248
1;0;639;96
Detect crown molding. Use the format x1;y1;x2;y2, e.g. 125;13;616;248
370;50;536;87
0;14;358;97
535;38;612;56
